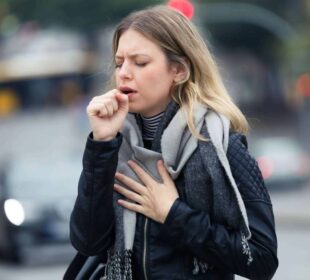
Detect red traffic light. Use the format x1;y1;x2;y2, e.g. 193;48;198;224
167;0;195;20
296;73;310;97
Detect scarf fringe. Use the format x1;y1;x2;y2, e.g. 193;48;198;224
192;257;210;275
105;249;133;280
192;231;253;276
241;232;253;265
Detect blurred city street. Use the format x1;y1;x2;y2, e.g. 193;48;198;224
0;264;68;280
0;244;75;280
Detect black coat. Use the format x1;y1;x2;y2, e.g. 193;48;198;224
69;130;278;280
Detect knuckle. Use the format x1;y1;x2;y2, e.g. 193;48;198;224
106;90;117;97
104;98;114;107
91;96;98;102
107;100;114;108
86;104;95;113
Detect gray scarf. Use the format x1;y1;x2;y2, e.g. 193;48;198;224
104;103;252;279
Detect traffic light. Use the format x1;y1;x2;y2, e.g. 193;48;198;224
167;0;195;20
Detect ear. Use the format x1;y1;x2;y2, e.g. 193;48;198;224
171;60;189;83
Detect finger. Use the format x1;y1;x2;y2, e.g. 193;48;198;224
106;98;119;115
104;89;119;98
87;103;106;117
157;160;172;184
90;89;117;103
114;184;144;204
117;199;144;215
98;105;108;118
111;98;118;112
98;98;118;116
115;172;147;195
104;102;114;116
128;160;155;185
115;92;129;110
97;89;118;99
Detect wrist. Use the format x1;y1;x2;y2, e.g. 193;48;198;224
160;198;179;224
93;133;117;141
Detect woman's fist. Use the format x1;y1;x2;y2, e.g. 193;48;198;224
86;89;129;141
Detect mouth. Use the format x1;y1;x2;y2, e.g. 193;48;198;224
119;87;137;95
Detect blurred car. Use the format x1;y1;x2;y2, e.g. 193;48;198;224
0;154;81;263
252;136;310;189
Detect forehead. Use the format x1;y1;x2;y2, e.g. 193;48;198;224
116;29;163;56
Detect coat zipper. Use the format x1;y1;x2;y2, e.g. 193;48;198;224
143;217;149;280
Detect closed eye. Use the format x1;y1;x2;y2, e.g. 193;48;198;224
136;62;148;67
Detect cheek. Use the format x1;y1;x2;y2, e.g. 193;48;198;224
156;75;174;94
141;68;174;91
115;73;121;86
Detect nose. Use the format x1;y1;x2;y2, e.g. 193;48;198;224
118;61;133;81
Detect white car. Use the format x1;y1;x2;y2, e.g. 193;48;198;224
252;137;310;189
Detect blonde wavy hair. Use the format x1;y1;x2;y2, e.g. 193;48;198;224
109;5;249;138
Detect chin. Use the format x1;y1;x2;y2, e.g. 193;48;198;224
128;104;145;115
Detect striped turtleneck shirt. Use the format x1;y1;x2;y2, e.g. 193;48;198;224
140;111;165;141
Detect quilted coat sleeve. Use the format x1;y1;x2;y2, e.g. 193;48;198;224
70;133;122;256
160;133;278;280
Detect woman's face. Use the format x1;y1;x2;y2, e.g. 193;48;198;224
115;29;176;117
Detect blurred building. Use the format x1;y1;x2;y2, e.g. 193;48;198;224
0;28;98;116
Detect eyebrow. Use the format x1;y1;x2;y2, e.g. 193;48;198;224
115;53;151;60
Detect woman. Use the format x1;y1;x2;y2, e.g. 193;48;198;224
69;5;278;280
